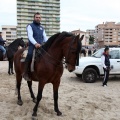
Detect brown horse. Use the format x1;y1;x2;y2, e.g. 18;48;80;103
14;32;84;119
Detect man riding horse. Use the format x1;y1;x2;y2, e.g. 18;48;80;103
0;32;6;60
23;12;48;81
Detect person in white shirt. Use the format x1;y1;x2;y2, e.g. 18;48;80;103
101;47;110;87
23;12;48;81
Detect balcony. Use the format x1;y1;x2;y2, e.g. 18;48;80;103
17;1;28;5
17;12;29;16
18;17;32;20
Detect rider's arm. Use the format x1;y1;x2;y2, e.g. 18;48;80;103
43;30;48;42
0;37;5;42
27;25;37;45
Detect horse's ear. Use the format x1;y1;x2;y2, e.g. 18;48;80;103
79;35;84;41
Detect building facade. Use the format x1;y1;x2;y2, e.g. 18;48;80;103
95;22;120;47
71;29;89;46
2;25;17;43
17;0;60;41
86;29;95;37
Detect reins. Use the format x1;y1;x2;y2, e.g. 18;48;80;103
36;47;65;67
36;36;77;68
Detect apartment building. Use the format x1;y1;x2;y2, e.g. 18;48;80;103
95;22;120;47
17;0;60;41
2;25;17;43
86;29;97;47
71;29;89;46
86;29;95;37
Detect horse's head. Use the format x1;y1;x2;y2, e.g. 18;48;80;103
18;37;25;48
62;34;84;72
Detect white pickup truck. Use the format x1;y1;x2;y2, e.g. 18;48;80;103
73;48;120;83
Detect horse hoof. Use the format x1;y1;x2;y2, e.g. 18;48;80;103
12;72;14;74
57;111;62;116
17;100;23;106
32;112;37;120
33;98;37;103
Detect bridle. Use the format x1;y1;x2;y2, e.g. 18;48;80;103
36;35;79;67
64;36;77;66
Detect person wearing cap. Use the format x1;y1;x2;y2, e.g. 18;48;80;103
101;47;110;87
22;12;48;81
0;32;6;59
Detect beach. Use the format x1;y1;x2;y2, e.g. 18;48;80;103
0;61;120;120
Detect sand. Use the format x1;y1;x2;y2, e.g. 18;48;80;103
0;61;120;120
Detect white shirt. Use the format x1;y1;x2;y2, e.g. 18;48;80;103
101;55;106;68
27;25;48;45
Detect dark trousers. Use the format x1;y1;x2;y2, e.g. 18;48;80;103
103;68;110;86
25;45;35;62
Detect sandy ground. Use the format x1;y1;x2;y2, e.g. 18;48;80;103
0;61;120;120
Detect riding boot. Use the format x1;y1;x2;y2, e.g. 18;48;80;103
22;61;31;81
3;54;7;61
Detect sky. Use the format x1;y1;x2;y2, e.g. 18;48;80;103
0;0;120;32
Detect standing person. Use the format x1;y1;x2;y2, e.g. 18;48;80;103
84;49;87;57
0;32;6;59
101;47;110;87
88;49;92;56
23;12;48;81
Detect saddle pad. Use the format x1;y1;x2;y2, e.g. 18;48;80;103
20;49;35;72
20;50;28;62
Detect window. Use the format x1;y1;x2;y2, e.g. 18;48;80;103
109;50;119;59
6;32;11;34
92;48;104;58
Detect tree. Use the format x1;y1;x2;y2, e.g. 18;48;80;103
89;35;94;44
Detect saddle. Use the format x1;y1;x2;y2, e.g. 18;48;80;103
21;47;44;72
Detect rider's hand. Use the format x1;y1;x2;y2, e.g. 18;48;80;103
35;43;41;48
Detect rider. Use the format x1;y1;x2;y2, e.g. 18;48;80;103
0;32;6;59
23;12;48;81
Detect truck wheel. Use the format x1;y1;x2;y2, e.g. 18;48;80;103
75;74;82;78
82;68;97;83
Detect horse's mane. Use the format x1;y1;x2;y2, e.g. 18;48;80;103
42;32;74;51
42;33;61;51
8;38;20;48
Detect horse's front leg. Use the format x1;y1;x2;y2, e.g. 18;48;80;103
27;81;36;103
8;60;11;75
32;82;45;119
53;81;62;116
11;59;14;74
16;74;23;106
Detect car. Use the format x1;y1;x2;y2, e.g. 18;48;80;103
73;47;120;83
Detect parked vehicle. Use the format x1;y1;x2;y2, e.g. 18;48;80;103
73;48;120;83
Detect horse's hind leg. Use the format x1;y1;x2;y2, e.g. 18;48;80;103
16;74;23;106
53;82;62;116
27;81;36;103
